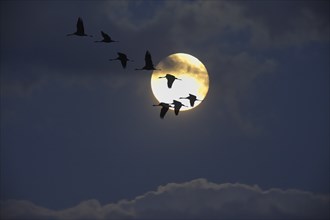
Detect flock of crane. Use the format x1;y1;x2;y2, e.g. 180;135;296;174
67;17;202;119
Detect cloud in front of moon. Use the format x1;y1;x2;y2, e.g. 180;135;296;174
151;53;209;111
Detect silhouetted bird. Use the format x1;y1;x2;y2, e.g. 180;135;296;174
153;102;171;119
172;100;186;116
180;94;202;107
94;31;118;43
158;74;181;88
67;17;92;37
135;50;160;70
109;52;133;68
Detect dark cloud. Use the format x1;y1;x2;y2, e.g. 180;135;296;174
0;0;329;215
1;179;329;220
159;54;206;75
216;52;277;135
102;1;329;50
97;0;328;134
1;0;327;96
240;0;330;48
0;0;280;132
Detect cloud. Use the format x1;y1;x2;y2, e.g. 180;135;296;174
2;0;327;95
1;0;328;135
2;178;329;220
194;50;277;136
0;200;56;220
100;0;328;135
103;1;329;50
241;1;330;48
103;1;247;49
101;0;283;134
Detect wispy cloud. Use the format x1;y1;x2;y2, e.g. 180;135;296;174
241;1;330;48
1;0;328;132
103;1;329;49
1;178;329;219
99;0;328;135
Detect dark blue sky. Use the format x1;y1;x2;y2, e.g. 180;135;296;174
1;1;329;219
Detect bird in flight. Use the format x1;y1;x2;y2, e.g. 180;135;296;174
158;74;181;88
94;31;118;43
109;52;133;69
172;100;186;116
67;17;92;37
135;50;160;70
180;94;202;107
153;102;171;119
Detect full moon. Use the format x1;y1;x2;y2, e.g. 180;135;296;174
151;53;209;111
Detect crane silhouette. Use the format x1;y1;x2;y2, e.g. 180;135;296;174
172;100;187;116
67;17;92;37
94;31;118;43
135;50;160;70
180;94;202;107
158;74;181;88
109;52;133;69
153;102;171;119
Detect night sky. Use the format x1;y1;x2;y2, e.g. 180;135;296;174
1;1;329;219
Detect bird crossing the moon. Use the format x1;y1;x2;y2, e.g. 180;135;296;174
153;102;171;119
180;94;202;107
66;18;205;119
172;100;187;116
158;74;181;88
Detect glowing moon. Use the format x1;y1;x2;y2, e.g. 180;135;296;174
151;53;209;111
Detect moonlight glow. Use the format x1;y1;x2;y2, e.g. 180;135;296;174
151;53;209;111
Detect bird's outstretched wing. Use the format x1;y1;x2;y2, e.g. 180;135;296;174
101;31;111;41
160;106;169;119
190;99;195;107
173;100;183;115
174;107;180;115
118;53;127;59
145;51;154;67
190;94;196;107
189;94;196;99
120;59;127;68
167;75;176;88
77;17;85;34
118;53;128;68
167;79;173;88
